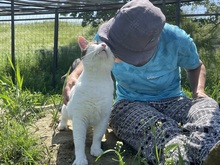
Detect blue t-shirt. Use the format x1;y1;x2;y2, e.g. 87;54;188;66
94;23;200;102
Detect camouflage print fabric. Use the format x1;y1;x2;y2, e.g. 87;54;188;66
109;97;220;165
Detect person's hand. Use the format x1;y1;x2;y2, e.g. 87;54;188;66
63;77;77;105
62;60;83;105
63;85;72;105
192;90;208;99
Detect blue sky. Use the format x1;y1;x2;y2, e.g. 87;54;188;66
0;0;219;23
181;0;219;14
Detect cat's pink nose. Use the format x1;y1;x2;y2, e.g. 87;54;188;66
101;43;106;48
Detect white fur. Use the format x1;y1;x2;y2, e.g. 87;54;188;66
58;42;114;165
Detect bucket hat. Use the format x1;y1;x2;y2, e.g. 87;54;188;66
98;0;166;66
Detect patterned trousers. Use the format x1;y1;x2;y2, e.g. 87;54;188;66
109;96;220;165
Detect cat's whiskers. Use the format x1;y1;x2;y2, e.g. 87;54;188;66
81;50;95;60
82;48;107;60
81;49;101;59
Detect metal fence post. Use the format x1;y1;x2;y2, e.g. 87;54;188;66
53;9;59;88
11;0;15;84
176;0;181;26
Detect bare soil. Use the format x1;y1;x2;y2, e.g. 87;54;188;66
32;110;137;165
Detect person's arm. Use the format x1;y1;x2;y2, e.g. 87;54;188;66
186;60;208;98
63;61;83;105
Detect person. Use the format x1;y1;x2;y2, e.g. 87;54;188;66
63;0;220;164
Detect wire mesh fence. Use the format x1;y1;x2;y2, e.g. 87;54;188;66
0;3;219;94
0;14;98;92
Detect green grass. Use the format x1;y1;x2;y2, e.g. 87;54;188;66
0;20;219;165
0;119;49;165
0;21;98;93
96;141;126;165
0;21;95;58
1;20;219;98
0;61;52;164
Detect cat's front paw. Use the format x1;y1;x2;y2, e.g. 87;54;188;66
57;122;67;130
90;146;103;157
72;157;88;165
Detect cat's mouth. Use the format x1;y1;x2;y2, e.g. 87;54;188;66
97;48;107;55
101;49;106;53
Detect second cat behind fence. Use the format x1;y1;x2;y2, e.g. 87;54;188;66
58;36;115;165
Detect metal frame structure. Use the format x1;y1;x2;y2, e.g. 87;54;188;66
0;0;197;16
0;0;208;87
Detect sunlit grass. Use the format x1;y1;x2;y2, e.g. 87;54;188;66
0;22;98;92
0;59;51;164
0;20;219;165
0;21;93;66
0;118;49;164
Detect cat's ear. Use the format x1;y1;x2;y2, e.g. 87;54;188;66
78;36;89;51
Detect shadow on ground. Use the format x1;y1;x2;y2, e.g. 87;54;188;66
51;123;137;165
32;112;138;165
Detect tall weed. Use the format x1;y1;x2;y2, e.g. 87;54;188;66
0;119;47;164
0;56;47;123
0;58;49;164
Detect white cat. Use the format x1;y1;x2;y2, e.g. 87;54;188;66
58;36;115;165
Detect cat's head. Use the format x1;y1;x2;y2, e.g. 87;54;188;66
78;36;115;71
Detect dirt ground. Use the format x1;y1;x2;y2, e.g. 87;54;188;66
32;109;138;165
